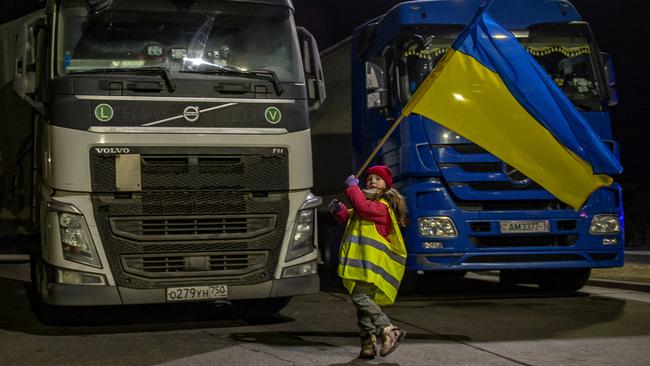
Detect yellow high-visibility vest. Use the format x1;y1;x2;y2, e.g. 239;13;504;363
338;199;407;305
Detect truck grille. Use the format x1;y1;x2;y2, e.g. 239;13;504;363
90;146;288;192
121;252;268;278
90;146;290;288
432;143;564;210
110;215;276;241
93;191;288;288
471;235;578;248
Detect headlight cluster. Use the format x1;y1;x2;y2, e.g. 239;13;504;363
286;209;315;262
589;214;621;235
418;217;458;238
58;212;101;267
285;193;322;263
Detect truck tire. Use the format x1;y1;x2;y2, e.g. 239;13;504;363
317;215;342;288
320;225;340;274
34;301;76;326
533;268;591;292
398;271;418;295
29;255;73;325
499;270;528;287
429;270;468;280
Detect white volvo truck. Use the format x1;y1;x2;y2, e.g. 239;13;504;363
8;0;326;321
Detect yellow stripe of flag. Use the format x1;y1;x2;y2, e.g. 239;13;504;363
403;49;612;209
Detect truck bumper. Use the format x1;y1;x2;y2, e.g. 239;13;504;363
401;181;625;272
410;249;623;272
44;274;319;306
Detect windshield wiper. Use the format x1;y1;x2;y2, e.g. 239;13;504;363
180;65;283;95
68;67;176;92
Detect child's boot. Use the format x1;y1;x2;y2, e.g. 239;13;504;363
379;324;406;357
358;331;377;359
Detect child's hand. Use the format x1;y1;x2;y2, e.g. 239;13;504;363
345;175;359;187
328;199;342;213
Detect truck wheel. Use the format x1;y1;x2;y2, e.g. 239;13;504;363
499;270;527;288
35;302;76;326
398;271;418;295
320;225;339;275
29;256;72;325
439;270;468;279
318;216;342;287
533;269;591;292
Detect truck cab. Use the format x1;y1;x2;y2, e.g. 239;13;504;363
11;0;325;320
315;0;623;291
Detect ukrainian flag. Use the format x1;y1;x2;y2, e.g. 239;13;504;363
401;6;622;210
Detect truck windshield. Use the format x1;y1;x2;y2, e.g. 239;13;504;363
395;27;458;103
520;23;604;110
397;24;604;111
56;0;302;82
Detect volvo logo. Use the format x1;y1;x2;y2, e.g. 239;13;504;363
183;106;200;122
502;163;531;186
94;147;131;154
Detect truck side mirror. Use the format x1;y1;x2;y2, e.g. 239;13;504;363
14;15;46;114
365;62;387;109
601;52;618;107
297;27;326;112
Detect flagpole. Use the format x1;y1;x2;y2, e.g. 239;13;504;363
355;113;407;178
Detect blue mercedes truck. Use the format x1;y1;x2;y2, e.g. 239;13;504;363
312;0;623;291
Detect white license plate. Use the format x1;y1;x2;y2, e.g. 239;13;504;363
500;220;550;234
166;285;228;302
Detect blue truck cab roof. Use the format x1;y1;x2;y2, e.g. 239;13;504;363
355;0;583;57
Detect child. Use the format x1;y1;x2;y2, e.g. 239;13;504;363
328;165;408;359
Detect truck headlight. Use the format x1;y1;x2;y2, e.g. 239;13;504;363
589;214;621;235
286;209;315;262
285;193;321;262
58;212;101;268
418;217;458;238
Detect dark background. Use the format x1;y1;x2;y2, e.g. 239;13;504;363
2;0;649;244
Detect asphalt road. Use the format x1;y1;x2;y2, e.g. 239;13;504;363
0;264;649;366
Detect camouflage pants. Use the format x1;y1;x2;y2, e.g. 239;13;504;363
351;281;391;334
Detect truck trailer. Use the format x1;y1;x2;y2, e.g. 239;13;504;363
3;0;326;322
312;0;623;291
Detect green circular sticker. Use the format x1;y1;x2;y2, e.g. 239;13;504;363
95;103;114;122
264;107;282;124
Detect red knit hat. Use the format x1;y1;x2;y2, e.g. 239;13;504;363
366;165;393;189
